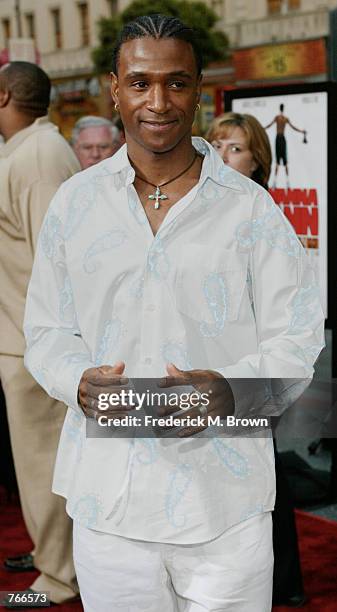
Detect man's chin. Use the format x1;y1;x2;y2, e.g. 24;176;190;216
139;134;188;155
126;126;192;156
146;143;178;155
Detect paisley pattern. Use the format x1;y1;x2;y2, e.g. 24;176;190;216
200;273;228;338
95;317;124;365
161;341;192;370
236;208;300;257
134;439;158;465
198;181;223;206
212;439;250;479
63;410;83;444
63;183;95;240
147;237;170;280
40;212;62;260
128;275;145;299
289;285;321;333
72;494;103;528
83;229;127;274
59;275;76;325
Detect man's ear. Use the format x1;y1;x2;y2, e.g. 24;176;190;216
196;73;203;106
110;72;119;106
0;88;10;108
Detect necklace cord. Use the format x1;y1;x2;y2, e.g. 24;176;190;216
134;151;198;189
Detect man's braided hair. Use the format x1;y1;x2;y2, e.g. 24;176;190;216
112;14;202;76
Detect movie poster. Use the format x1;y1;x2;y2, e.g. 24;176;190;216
232;92;328;316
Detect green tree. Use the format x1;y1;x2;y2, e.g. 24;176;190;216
92;0;229;74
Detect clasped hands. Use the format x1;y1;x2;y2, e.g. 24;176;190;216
78;361;234;437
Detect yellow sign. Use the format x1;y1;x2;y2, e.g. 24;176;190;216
234;39;326;81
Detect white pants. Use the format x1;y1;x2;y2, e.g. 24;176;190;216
73;512;273;612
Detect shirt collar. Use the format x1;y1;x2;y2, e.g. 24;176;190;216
0;116;58;158
105;137;246;193
192;137;246;192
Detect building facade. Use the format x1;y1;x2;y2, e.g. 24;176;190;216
0;0;122;73
211;0;336;47
0;0;126;136
199;0;337;130
1;0;337;134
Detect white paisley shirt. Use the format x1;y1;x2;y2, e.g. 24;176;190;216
24;138;324;543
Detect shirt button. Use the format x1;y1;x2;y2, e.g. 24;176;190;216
146;304;156;312
144;357;152;365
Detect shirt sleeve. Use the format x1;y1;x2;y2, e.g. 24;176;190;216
23;183;95;412
216;188;325;417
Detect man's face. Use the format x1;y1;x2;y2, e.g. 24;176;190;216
73;126;119;169
110;37;201;155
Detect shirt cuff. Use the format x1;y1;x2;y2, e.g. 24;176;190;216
47;356;95;414
214;371;272;418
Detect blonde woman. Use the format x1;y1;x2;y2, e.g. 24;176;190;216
206;112;272;189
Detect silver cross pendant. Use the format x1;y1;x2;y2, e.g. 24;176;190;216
148;186;168;210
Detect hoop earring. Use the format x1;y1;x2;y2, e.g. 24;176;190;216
196;103;201;111
114;102;119;111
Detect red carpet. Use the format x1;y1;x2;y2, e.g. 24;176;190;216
274;510;337;612
1;499;337;611
0;496;83;611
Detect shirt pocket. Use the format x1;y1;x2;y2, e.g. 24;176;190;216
175;244;248;335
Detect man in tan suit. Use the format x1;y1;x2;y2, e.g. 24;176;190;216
0;62;80;605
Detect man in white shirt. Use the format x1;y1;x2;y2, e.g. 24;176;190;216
24;15;324;612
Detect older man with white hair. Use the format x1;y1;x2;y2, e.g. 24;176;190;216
72;115;122;169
